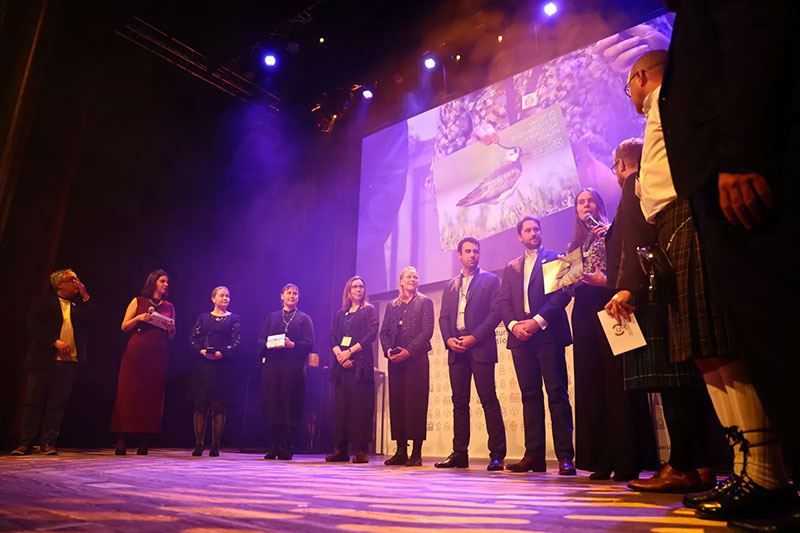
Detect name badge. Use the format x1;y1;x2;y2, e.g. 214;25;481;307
341;336;352;347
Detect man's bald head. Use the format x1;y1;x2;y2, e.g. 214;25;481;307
627;49;668;115
630;50;668;82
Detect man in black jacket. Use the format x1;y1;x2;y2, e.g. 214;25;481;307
499;217;575;475
436;237;506;471
12;269;91;456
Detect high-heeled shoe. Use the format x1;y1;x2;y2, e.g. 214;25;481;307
136;447;148;455
209;445;219;457
114;447;127;456
192;446;203;457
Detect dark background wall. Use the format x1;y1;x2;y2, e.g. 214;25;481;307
0;1;362;451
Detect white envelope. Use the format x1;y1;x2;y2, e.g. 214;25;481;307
596;311;647;356
267;334;286;349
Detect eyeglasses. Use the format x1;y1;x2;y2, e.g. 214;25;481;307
609;160;619;172
623;69;645;97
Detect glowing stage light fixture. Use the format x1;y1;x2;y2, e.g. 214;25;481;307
263;54;277;67
319;37;325;43
544;2;558;16
497;35;503;43
362;89;373;99
455;54;462;61
424;57;436;69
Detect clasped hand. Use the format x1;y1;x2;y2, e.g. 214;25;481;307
201;349;223;360
387;347;411;363
446;335;477;353
511;320;540;341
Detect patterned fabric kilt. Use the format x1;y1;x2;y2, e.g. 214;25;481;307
623;294;702;391
654;197;730;363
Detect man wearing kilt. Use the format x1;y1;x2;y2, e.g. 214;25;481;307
605;138;719;494
612;50;797;523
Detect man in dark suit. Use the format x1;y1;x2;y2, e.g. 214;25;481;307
500;216;575;475
659;2;798;526
435;237;506;471
11;269;92;456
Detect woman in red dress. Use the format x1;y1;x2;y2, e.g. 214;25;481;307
111;269;175;455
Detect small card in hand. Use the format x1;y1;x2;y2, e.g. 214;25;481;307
267;334;286;349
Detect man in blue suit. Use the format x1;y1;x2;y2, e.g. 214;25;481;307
436;237;506;471
500;216;575;475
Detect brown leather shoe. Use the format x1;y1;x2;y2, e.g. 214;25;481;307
352;451;369;464
506;456;547;473
11;445;32;456
627;463;706;493
558;457;577;475
41;444;58;455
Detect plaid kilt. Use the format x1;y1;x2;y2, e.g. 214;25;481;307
654;198;730;363
623;295;701;391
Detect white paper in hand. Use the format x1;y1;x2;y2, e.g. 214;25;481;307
267;334;286;349
596;311;647;356
543;248;583;294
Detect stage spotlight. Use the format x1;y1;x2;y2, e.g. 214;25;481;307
362;89;373;100
497;35;503;43
263;54;277;67
455;54;462;61
424;57;436;69
544;2;558;16
319;37;325;43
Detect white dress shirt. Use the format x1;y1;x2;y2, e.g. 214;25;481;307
456;268;477;331
508;247;548;332
638;85;678;223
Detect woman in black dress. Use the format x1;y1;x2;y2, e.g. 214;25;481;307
568;188;647;481
326;276;379;464
258;283;314;460
380;267;434;466
188;286;241;457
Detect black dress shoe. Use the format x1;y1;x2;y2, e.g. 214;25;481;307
434;453;468;468
136;447;148;456
264;449;279;460
405;455;423;467
384;451;409;465
114;447;127;456
696;474;799;521
192;446;203;457
487;458;504;471
558;457;577;476
507;456;546;472
684;473;740;509
352;451;369;464
278;451;293;460
614;472;639;482
589;470;612;480
326;450;350;462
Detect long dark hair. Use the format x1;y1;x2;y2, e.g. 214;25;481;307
566;188;607;253
141;269;169;298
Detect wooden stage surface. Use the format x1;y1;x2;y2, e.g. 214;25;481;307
0;449;731;532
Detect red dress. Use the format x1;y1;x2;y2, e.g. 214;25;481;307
110;297;174;433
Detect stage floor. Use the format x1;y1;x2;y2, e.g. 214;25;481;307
0;449;730;532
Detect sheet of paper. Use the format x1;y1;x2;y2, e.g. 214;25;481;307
543;247;583;294
596;311;647;356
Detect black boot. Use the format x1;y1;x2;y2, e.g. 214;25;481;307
264;425;281;459
384;441;408;465
278;426;293;460
192;410;206;456
210;407;225;457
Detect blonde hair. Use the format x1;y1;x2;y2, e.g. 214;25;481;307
393;266;420;305
211;286;230;299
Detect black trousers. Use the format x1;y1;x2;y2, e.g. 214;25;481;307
19;362;77;446
660;387;723;472
388;354;429;442
449;354;506;459
333;370;374;446
511;339;574;461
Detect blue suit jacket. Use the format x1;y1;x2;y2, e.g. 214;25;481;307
438;269;501;365
499;248;572;350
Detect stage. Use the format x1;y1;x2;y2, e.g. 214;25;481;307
0;450;730;532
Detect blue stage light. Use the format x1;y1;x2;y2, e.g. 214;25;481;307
363;89;374;100
263;54;277;67
543;2;557;16
424;57;436;70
